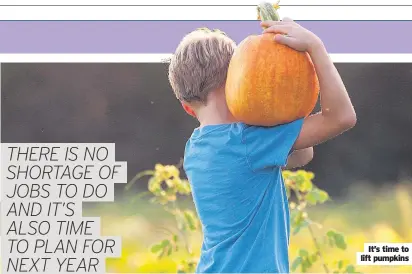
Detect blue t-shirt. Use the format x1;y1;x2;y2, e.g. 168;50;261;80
184;119;304;273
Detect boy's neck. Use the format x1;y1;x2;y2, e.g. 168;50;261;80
196;88;236;127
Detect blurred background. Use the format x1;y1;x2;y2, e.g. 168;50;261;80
2;63;412;273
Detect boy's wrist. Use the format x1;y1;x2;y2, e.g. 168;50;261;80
307;40;332;70
307;39;326;57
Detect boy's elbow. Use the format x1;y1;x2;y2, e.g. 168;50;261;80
309;147;315;159
337;109;357;130
303;148;314;166
299;147;314;167
285;147;313;170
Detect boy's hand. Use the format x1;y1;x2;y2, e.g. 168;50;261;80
261;18;322;53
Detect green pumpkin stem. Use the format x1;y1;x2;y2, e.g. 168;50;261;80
257;1;281;24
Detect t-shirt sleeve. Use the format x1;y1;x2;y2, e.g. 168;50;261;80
242;119;304;172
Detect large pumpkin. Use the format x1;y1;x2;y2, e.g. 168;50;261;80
225;2;319;126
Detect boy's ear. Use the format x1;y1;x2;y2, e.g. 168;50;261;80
181;102;197;118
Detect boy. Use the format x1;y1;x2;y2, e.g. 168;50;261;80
168;18;356;273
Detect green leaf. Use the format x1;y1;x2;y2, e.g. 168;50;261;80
184;210;198;231
294;175;306;190
161;239;171;247
306;188;329;205
326;230;347;250
305;257;313;268
291;209;305;227
326;230;336;238
345;265;356;273
291;256;302;272
172;234;179;243
333;232;347;250
177;179;192;195
326;230;336;247
299;249;309;257
317;189;329;202
150;244;162;253
310;253;318;263
293;219;309;235
301;258;311;273
148;177;161;194
338;260;344;269
295;171;313;192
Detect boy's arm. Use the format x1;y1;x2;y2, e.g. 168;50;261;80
262;19;357;150
293;44;356;150
284;147;313;169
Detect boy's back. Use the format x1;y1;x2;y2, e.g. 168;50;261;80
170;19;356;273
184;120;303;272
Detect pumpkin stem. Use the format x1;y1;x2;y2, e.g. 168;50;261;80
257;1;280;22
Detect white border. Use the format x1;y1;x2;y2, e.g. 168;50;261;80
1;0;412;269
0;5;409;20
1;0;412;6
1;54;412;63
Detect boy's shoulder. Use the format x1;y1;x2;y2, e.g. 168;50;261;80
184;119;304;172
187;122;246;141
183;123;247;173
186;119;303;146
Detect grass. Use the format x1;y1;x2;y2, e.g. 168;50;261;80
83;182;412;273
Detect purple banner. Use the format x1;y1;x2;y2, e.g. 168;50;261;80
0;21;410;53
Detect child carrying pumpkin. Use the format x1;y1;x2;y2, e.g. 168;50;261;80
168;18;356;273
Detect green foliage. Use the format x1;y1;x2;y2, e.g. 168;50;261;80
126;163;197;272
126;164;361;273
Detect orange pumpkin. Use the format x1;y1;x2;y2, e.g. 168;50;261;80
225;2;319;126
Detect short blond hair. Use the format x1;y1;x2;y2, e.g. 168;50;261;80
168;28;236;103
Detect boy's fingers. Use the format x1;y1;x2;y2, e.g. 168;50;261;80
260;21;287;28
274;34;298;48
262;25;291;34
261;19;294;28
282;17;294;22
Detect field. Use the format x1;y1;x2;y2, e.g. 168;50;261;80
85;180;412;273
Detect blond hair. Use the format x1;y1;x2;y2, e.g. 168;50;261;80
168;28;236;103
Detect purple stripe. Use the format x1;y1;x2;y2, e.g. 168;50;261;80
0;21;410;54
